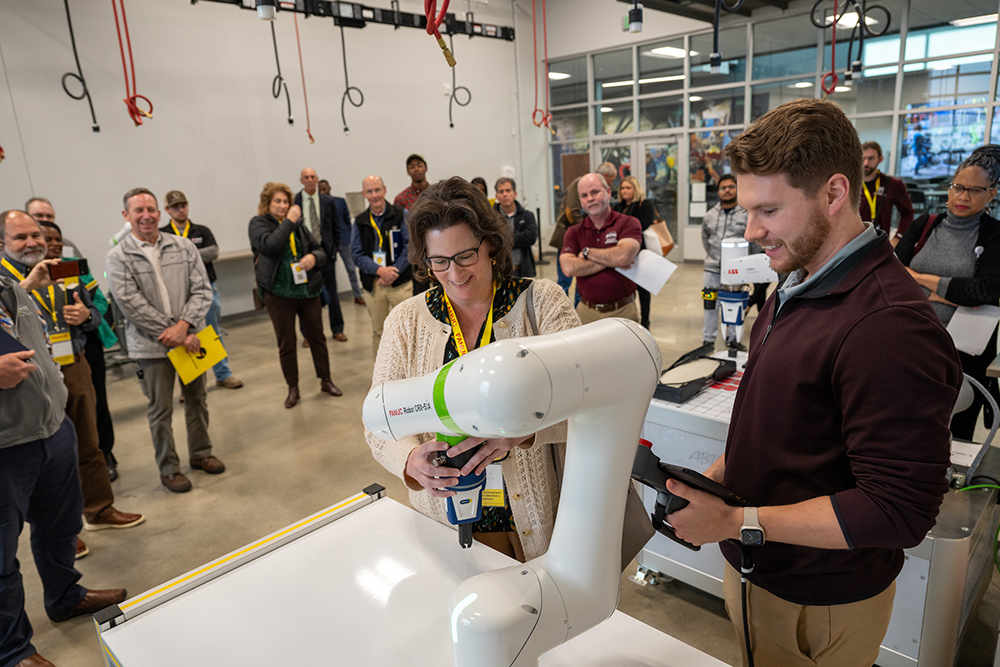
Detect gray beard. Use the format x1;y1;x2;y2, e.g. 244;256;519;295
6;247;45;268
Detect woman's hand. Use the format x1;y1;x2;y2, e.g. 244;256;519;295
447;435;534;477
405;440;462;497
298;253;317;271
287;205;302;223
928;292;959;307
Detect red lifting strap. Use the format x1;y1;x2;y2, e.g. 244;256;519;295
110;0;153;126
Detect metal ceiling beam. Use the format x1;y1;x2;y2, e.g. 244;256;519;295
191;0;515;40
616;0;752;20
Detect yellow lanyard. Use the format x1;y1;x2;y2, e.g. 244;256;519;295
863;176;880;221
443;282;496;356
369;212;384;248
1;258;58;325
171;221;190;237
288;225;298;259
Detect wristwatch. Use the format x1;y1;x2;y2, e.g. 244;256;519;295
740;506;765;546
582;247;590;260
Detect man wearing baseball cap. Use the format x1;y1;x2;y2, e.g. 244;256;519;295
161;190;243;389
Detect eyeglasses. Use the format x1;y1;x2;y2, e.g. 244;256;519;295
424;245;481;271
949;183;993;197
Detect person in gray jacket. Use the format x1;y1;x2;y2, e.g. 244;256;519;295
0;266;126;667
701;174;751;349
106;188;225;494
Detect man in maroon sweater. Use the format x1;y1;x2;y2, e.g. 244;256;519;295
860;140;914;246
666;99;961;666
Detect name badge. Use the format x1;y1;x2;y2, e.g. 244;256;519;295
482;462;506;507
51;331;74;366
373;251;387;267
291;262;308;285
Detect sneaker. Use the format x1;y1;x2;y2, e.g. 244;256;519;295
727;341;747;352
216;376;244;389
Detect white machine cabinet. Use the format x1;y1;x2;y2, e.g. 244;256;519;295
639;371;999;667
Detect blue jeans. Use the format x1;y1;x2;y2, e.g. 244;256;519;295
206;283;233;382
555;260;581;306
0;417;86;665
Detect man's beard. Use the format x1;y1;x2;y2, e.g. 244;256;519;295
7;246;46;268
863;165;876;178
783;204;831;274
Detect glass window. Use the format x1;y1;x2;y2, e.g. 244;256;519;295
991;108;1000;143
833;70;897;115
819;0;901;72
750;80;814;122
901;58;992;109
907;0;998;60
549;57;587;107
643;141;681;240
639;96;684;131
638;39;686;95
897;108;987;180
852;116;895;166
754;16;819;80
690;129;737;195
599;145;631;193
690;27;747;88
595;102;634;135
594;49;634;102
690;88;745;128
550;141;590;221
551;108;589;142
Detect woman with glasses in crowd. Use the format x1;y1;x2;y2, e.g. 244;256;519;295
896;145;1000;439
364;177;579;562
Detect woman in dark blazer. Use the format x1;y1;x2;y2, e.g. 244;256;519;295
249;182;341;408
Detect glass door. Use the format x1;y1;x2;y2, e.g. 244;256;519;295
639;139;680;244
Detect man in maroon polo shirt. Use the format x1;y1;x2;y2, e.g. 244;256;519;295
559;173;642;325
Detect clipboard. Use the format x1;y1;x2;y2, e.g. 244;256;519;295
389;229;403;264
167;325;228;385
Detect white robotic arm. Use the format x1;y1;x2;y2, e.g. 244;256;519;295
363;318;661;666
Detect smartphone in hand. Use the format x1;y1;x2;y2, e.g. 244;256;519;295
48;259;89;280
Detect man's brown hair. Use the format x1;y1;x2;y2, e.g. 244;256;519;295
724;99;863;208
407;176;513;284
122;187;157;211
861;141;883;158
257;182;295;217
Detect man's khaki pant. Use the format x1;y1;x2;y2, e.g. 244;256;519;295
575;297;639;326
723;563;895;667
366;281;412;357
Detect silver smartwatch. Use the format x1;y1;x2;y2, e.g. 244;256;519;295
740;506;765;546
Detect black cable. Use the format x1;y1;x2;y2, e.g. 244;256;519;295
810;0;890;84
270;22;293;124
61;0;99;132
736;541;755;667
339;24;364;135
448;32;471;129
711;0;745;71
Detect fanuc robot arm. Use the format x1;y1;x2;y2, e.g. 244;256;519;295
363;318;661;666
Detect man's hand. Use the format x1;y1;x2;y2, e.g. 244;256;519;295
376;265;399;285
19;259;59;292
157;320;191;348
664;479;742;547
0;350;37;388
288;205;302;223
62;291;91;326
298;253;317;271
184;333;201;354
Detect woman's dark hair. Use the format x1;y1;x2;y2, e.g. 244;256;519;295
407;177;514;284
955;145;1000;187
470;177;488;196
38;220;62;235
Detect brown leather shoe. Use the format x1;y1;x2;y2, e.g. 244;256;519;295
301;339;310;348
75;537;89;560
84;509;146;531
320;379;343;397
161;473;192;493
49;588;127;622
354;297;366;305
285;385;300;408
15;653;56;666
332;332;348;342
190;456;226;474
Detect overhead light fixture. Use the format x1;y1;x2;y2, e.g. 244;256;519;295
628;2;643;33
790;81;813;88
689;95;703;101
824;12;878;28
549;72;571;80
255;0;277;20
602;79;635;88
950;13;998;27
602;75;684;88
648;46;700;59
834;86;852;92
600;106;614;112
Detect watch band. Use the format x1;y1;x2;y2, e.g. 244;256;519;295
740;506;765;546
582;247;590;260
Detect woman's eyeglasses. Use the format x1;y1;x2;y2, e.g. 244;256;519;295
949;183;993;197
424;245;481;271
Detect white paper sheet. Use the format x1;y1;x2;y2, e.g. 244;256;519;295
616;250;677;295
691;182;706;202
689;202;708;218
947;305;1000;356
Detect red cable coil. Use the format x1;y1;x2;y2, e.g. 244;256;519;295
530;0;552;132
822;0;840;95
424;0;456;66
291;10;315;144
110;0;152;126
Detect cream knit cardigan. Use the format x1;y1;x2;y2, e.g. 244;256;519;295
366;278;581;560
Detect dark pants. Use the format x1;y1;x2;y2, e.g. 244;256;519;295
83;331;114;458
952;329;1000;440
320;262;344;335
0;418;87;666
637;287;651;328
264;291;330;387
62;357;115;522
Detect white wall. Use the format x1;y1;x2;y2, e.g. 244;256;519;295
0;0;526;312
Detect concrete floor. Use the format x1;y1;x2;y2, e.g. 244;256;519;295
17;258;1000;666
